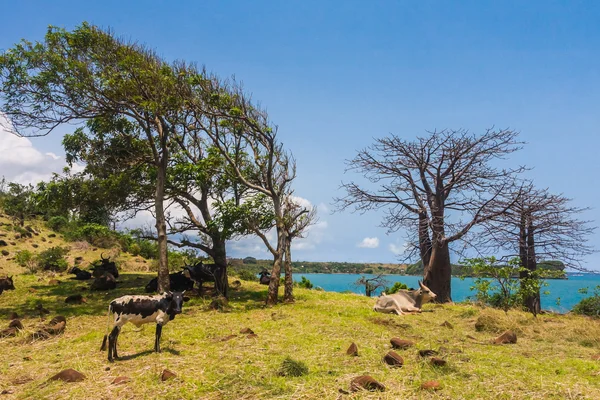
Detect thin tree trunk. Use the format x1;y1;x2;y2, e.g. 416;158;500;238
283;238;294;303
266;227;285;306
423;241;452;302
155;151;170;293
212;239;229;299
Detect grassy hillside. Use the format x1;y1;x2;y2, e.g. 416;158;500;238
1;214;600;399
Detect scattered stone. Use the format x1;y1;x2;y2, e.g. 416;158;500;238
1;389;14;394
46;321;66;335
208;296;228;311
232;280;242;288
390;338;415;350
14;233;20;239
421;380;441;391
240;327;254;334
36;303;50;315
9;242;15;246
350;375;385;392
418;349;438;357
591;354;600;361
112;376;131;385
466;334;477;340
220;334;237;341
48;279;61;285
8;319;23;330
440;320;453;329
0;327;18;337
104;367;111;371
65;294;86;304
8;312;18;320
74;256;83;263
23;356;32;361
246;334;258;339
48;233;56;238
346;342;358;356
49;315;66;326
383;350;403;367
49;368;85;382
493;330;517;345
41;237;47;242
430;357;447;367
0;240;7;247
12;376;33;385
161;369;176;381
32;243;39;248
1;250;8;256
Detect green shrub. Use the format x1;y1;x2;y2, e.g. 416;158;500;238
15;250;37;273
572;286;600;317
384;281;409;294
65;223;117;248
47;216;69;232
296;276;313;289
128;243;141;256
237;270;258;281
277;357;308;377
36;246;69;272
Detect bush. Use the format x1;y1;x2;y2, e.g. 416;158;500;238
296;276;313;289
277;357;308;377
15;250;37;273
572;286;600;317
384;281;409;294
237;270;258;281
65;223;117;248
47;216;69;232
36;246;69;272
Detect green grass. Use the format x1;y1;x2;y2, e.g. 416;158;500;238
1;216;600;398
0;272;599;399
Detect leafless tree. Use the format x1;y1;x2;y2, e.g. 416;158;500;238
281;196;318;302
354;274;390;297
335;128;525;302
477;183;596;314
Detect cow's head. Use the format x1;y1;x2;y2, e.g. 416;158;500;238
418;281;437;304
165;291;185;315
1;276;15;290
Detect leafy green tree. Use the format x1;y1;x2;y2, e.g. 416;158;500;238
0;23;190;292
0;181;38;226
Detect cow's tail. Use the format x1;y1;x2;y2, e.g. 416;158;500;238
100;303;112;351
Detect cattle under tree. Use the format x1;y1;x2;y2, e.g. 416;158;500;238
0;276;15;295
100;291;185;362
92;254;119;278
181;261;220;293
91;273;117;291
69;267;92;280
258;269;271;285
145;271;194;293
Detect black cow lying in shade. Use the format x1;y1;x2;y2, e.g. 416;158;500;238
91;272;117;291
92;253;119;278
0;276;15;295
182;261;220;291
145;271;194;293
259;269;271;285
69;267;92;280
100;291;185;362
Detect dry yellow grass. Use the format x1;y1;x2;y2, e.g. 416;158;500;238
1;216;600;399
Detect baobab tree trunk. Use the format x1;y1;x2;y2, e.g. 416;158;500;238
418;212;432;268
520;213;540;315
423;241;452;302
283;238;294;303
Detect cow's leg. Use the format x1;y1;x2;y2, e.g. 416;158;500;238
155;324;163;353
107;326;120;362
112;326;121;359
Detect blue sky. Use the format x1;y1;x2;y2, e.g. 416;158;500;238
1;1;599;269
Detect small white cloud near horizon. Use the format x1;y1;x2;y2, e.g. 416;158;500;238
358;237;379;248
389;242;409;255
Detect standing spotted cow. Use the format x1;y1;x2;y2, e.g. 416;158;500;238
100;291;185;362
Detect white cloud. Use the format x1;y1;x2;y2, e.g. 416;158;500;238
358;237;379;248
0;117;79;185
389;242;409;255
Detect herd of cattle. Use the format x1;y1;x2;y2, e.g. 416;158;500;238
1;255;438;362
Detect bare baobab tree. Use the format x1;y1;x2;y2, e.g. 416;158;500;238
477;183;596;314
336;128;525;302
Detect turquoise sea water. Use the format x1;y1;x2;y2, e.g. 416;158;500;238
292;273;600;312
